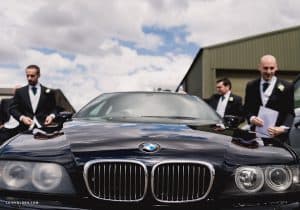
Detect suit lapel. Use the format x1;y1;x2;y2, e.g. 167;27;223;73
224;93;233;115
35;85;45;113
255;79;263;107
22;85;34;114
212;95;220;109
266;79;280;107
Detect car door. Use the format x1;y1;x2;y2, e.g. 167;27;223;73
289;75;300;154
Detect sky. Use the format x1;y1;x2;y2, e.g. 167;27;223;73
0;0;300;110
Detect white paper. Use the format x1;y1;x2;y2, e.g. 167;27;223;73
255;106;278;138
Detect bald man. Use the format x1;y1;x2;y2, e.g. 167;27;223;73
244;54;294;139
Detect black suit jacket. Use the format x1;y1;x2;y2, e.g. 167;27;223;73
205;93;243;117
244;78;295;127
0;98;13;124
9;85;57;128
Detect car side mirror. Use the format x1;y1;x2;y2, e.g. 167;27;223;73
223;115;241;129
295;120;300;129
57;111;73;124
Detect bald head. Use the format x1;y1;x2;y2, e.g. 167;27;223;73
258;54;278;81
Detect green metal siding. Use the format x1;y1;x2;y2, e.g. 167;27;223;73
186;53;203;97
208;28;300;70
185;26;300;98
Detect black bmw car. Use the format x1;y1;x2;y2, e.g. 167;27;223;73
1;91;300;210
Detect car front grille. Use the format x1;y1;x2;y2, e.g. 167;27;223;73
83;160;148;202
83;160;214;203
151;161;214;203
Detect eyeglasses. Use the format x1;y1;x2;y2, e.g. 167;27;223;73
263;66;275;70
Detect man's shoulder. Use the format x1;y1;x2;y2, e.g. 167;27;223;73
246;78;260;87
205;93;219;104
1;98;13;104
277;78;292;87
41;85;55;95
230;93;242;100
15;85;28;94
210;93;220;100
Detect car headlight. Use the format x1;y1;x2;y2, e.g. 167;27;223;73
32;163;63;191
265;166;292;191
2;161;31;188
0;161;75;194
235;166;264;193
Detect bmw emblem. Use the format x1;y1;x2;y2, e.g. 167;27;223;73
139;143;160;153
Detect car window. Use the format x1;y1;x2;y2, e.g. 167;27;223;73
75;92;221;124
294;77;300;109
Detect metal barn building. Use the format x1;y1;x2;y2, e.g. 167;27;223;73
177;25;300;100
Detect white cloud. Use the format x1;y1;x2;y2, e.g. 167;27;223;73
0;42;191;109
184;0;300;46
1;0;300;110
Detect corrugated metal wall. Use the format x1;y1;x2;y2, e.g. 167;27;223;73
208;28;300;70
185;26;300;99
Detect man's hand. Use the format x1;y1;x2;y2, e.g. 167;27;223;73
21;116;33;126
250;116;264;127
44;115;54;126
268;126;285;137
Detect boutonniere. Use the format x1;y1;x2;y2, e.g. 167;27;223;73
228;96;234;102
277;84;285;92
45;88;51;94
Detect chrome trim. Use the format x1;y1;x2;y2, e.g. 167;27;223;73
151;160;215;203
83;159;148;202
265;166;293;192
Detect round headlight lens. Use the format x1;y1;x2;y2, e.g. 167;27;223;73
265;166;292;191
2;162;31;188
235;166;264;193
32;163;63;191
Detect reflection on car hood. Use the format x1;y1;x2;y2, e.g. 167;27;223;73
0;120;295;167
63;120;294;166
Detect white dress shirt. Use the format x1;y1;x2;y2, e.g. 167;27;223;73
216;91;231;118
28;83;42;129
260;76;277;107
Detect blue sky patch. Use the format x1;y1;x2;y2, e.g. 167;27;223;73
32;47;76;61
117;25;199;56
0;63;20;69
128;65;163;76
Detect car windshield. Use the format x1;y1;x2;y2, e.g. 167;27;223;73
75;92;221;125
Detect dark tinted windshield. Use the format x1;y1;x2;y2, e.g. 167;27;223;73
75;92;220;124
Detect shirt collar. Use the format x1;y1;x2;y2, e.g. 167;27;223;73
223;91;231;98
30;83;41;89
260;76;277;86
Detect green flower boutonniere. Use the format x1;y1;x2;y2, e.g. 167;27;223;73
277;84;285;92
229;96;234;102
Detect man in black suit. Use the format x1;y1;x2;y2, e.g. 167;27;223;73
244;54;294;139
0;86;21;143
0;98;12;126
0;86;21;127
205;78;243;119
9;65;57;133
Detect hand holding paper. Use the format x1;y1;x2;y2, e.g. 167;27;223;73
255;106;278;138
